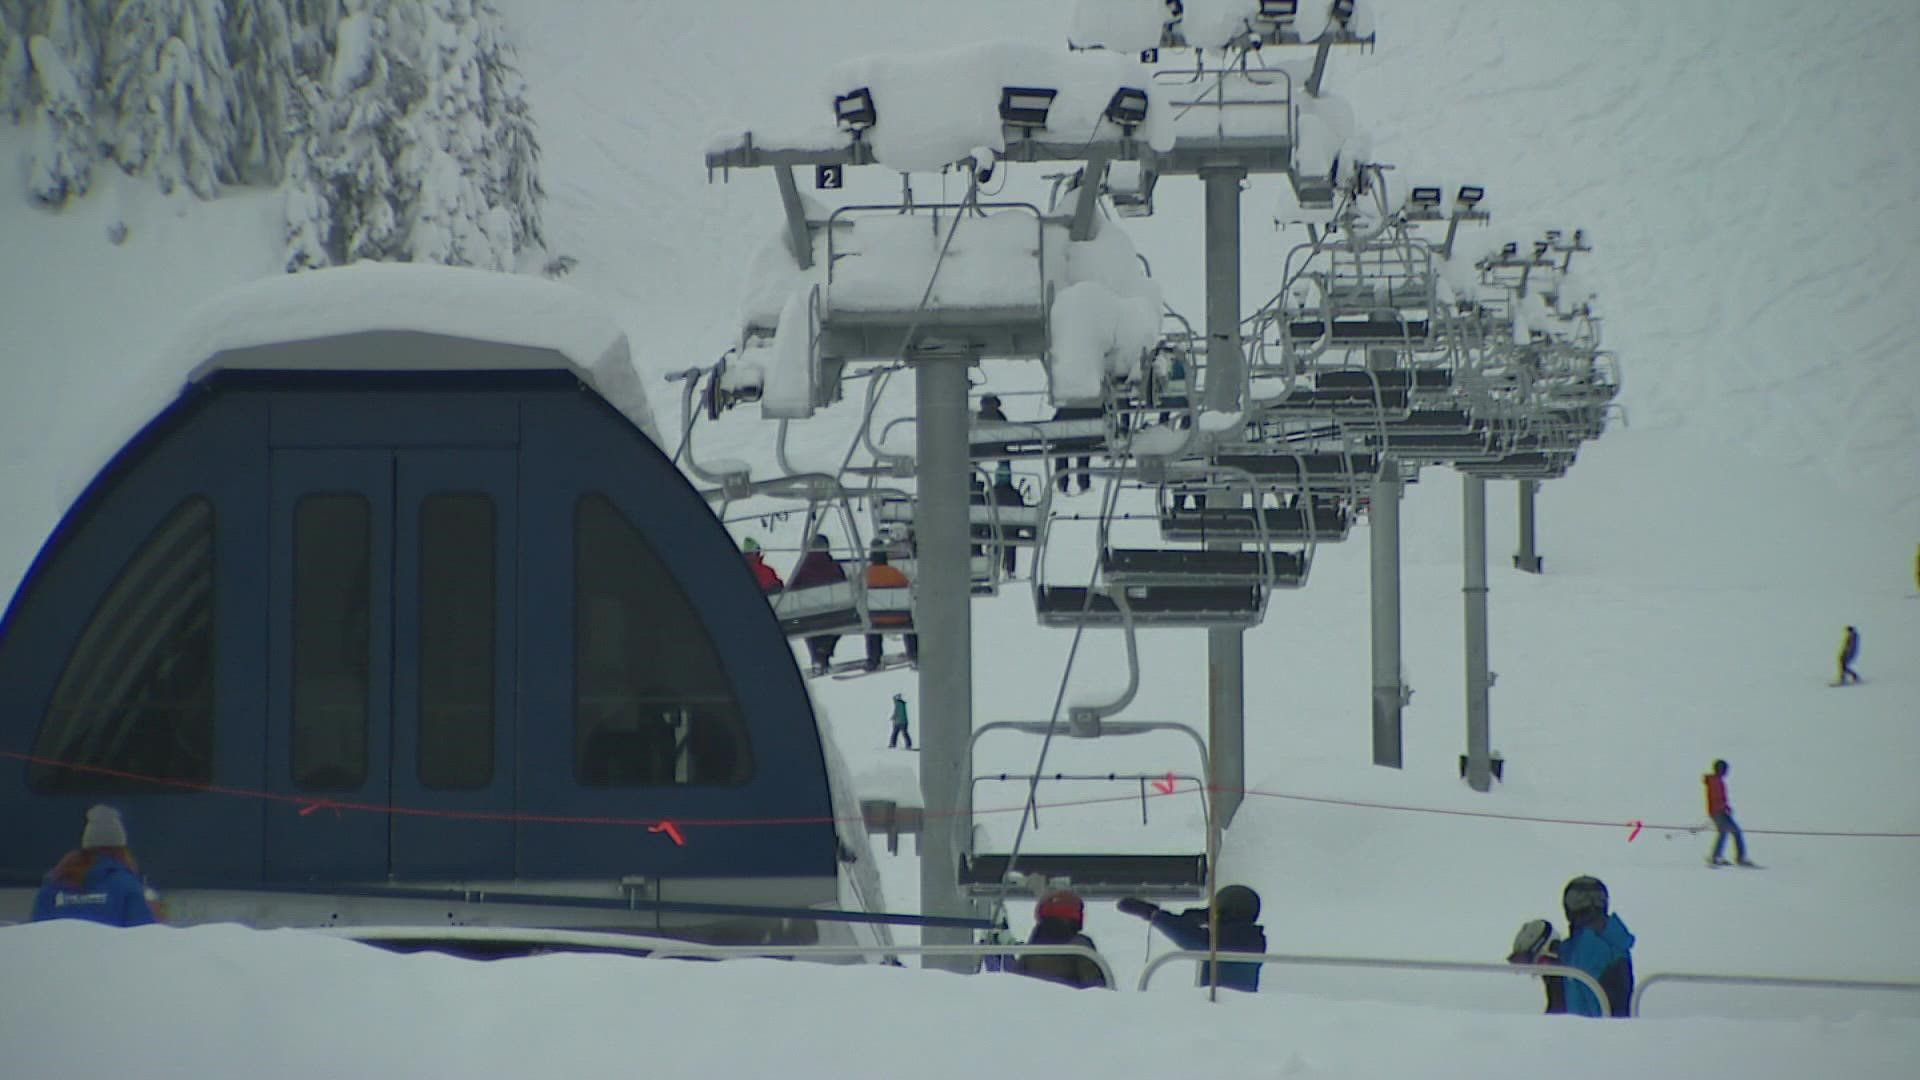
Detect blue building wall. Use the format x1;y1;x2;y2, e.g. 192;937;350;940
0;368;834;890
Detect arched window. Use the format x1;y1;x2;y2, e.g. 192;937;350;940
573;493;753;786
30;498;216;793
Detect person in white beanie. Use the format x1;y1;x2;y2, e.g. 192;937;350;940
30;805;158;927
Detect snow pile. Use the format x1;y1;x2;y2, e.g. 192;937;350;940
1047;218;1164;404
1067;0;1167;53
821;41;1172;173
170;263;654;439
1179;0;1262;48
3;919;1916;1080
825;210;1058;313
761;290;817;419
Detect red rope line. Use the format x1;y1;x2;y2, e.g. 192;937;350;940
6;750;1915;839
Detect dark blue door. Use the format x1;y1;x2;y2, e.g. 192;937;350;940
390;450;517;878
265;449;394;881
266;448;517;882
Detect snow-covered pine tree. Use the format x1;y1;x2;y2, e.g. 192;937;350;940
401;0;540;269
281;0;408;269
1;3;33;122
21;0;108;204
282;0;543;272
103;0;240;198
469;0;541;256
223;0;299;183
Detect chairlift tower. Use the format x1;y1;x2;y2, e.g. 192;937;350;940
705;11;1377;950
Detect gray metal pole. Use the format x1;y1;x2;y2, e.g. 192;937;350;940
914;354;977;968
1369;460;1404;768
1514;479;1543;573
1201;166;1247;826
1462;474;1492;792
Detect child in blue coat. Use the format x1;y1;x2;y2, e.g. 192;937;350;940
1118;884;1267;991
1557;875;1634;1017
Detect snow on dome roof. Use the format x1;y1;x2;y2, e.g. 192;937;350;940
169;263;657;441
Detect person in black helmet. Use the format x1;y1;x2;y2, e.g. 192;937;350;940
1556;875;1635;1018
1117;884;1267;991
1012;889;1108;989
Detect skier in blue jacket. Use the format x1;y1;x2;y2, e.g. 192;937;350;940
31;805;158;928
1556;875;1634;1018
1118;883;1267;991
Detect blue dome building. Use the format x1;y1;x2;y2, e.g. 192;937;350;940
0;266;882;945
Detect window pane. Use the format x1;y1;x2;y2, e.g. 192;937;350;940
293;494;371;791
573;493;752;787
30;498;216;793
419;493;495;790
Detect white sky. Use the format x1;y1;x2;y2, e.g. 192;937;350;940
1;1;1918;1076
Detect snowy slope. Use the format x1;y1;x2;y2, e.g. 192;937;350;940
1;0;1917;1075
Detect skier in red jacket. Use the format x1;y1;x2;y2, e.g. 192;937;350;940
1704;759;1753;867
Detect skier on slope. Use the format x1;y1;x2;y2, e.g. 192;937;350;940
1836;625;1861;685
1704;758;1755;867
887;693;912;750
1117;884;1267;991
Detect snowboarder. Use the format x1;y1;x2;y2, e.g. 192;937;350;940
887;693;912;750
1704;758;1754;867
1506;918;1568;1014
1836;625;1861;685
31;805;159;927
1557;875;1635;1018
1117;883;1267;991
1012;890;1109;989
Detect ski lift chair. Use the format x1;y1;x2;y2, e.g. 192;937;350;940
958;718;1213;902
1030;472;1270;628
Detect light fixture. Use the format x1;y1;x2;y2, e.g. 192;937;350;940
835;88;876;131
1410;186;1442;208
1456;184;1485;208
1260;0;1299;18
1105;87;1149;132
1000;86;1058;128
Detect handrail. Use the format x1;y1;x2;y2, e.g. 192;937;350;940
1136;951;1611;1016
644;942;1117;990
1630;972;1920;1018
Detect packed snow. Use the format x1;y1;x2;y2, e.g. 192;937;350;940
2;0;1919;1077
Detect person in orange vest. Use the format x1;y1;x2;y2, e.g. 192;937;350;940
863;543;916;670
1703;759;1753;867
